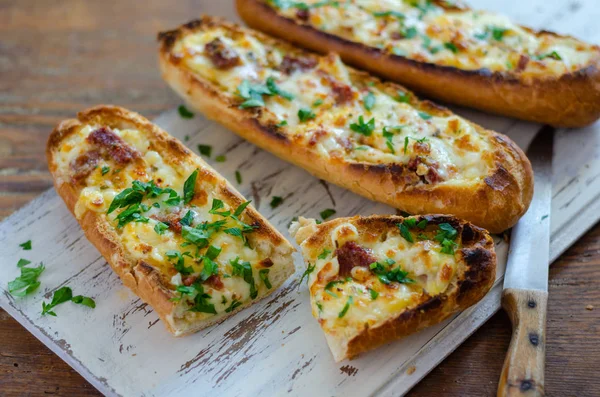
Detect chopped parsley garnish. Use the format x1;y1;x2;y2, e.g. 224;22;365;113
225;299;242;313
235;170;242;184
259;269;272;289
354;146;370;151
198;144;212;157
8;261;45;297
320;208;336;220
370;260;414;285
19;240;32;250
215;155;226;162
200;257;219;281
534;51;562;61
230;257;258;299
178;105;194;119
338;296;353;318
401;26;418;39
299;263;315;286
434;223;459;255
276;120;288;127
270;196;284;209
398;222;414;243
363;92;376;111
325;280;345;291
383;126;403;154
298;108;316;122
101;166;110;176
350;115;375;136
403;136;428;154
166;250;194;275
312;98;324;107
475;26;508;41
183;169;198;204
205;245;222;261
368;288;379;300
266;77;294;100
417;219;428;229
395;91;410;103
418;111;432;120
317;249;331;260
41;287;96;316
373;10;405;19
154;221;169;235
237;77;294;108
189;285;217;314
180;210;194;226
444;42;459;53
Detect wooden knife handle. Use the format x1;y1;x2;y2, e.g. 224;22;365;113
498;288;548;397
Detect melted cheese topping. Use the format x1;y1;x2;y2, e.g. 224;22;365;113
303;220;460;341
53;125;274;320
173;25;497;186
268;0;599;78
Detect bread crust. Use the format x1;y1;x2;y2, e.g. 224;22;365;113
236;0;600;128
157;17;533;233
292;214;496;361
46;105;295;336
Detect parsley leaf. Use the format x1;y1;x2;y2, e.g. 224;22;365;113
395;91;410;103
338;296;353;318
230;257;258;299
299;263;315;286
276;120;288;127
72;295;96;309
166;250;194;275
266;77;294;100
215;155;226;162
179;210;194;227
298;108;316;122
373;10;405;19
259;269;272;289
225;299;242;313
398;222;414;243
178;105;194;119
270;196;284;209
41;286;73;316
198;145;212;157
189;285;216;314
19;240;32;250
317;249;331;260
534;51;562;61
8;262;45;297
418;111;432;120
154;221;169;235
363;92;376;111
235;170;242;184
320;208;336;220
200;257;219;281
183;169;198;204
312;99;324;107
350;115;375;136
368;288;379;300
444;42;458;53
101;166;110;176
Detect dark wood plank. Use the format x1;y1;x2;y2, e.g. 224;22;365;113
1;0;598;395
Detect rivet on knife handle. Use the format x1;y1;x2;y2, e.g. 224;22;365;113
498;288;548;396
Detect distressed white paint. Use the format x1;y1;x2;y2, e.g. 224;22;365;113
1;0;599;395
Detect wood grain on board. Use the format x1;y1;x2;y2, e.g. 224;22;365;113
1;0;599;396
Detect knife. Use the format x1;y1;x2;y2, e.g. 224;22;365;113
498;129;553;397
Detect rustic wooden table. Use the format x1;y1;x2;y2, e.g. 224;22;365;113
1;1;598;396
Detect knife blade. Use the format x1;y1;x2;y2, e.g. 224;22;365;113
504;129;553;292
498;128;553;397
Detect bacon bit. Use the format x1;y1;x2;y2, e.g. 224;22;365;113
278;55;317;74
516;54;530;72
204;38;241;70
150;213;183;233
138;243;153;254
336;137;354;151
183;275;198;287
296;8;310;21
260;258;274;268
426;165;442;184
413;141;431;155
87;127;140;164
407;156;443;184
70;150;100;183
205;275;224;290
336;241;376;277
308;129;327;146
331;81;354;105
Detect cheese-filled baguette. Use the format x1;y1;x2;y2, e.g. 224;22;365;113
289;215;496;361
46;105;295;336
236;0;600;127
158;17;533;233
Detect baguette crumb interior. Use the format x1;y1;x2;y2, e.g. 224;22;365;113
290;215;496;361
47;106;295;336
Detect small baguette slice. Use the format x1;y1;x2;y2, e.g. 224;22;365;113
158;16;532;233
237;0;600;127
289;215;496;361
47;105;295;336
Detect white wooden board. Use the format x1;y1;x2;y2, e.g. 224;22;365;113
2;0;600;395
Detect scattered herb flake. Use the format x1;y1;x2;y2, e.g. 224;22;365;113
338;296;353;318
178;105;194;119
215;155;226;162
317;249;331;260
101;166;110;176
320;208;336;220
298;108;316;122
198;145;212;157
259;269;272;289
235;170;242;184
363;92;376;111
270;196;284;209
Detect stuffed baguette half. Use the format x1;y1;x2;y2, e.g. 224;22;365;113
289;215;496;361
237;0;600;127
158;17;532;233
46;105;295;336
